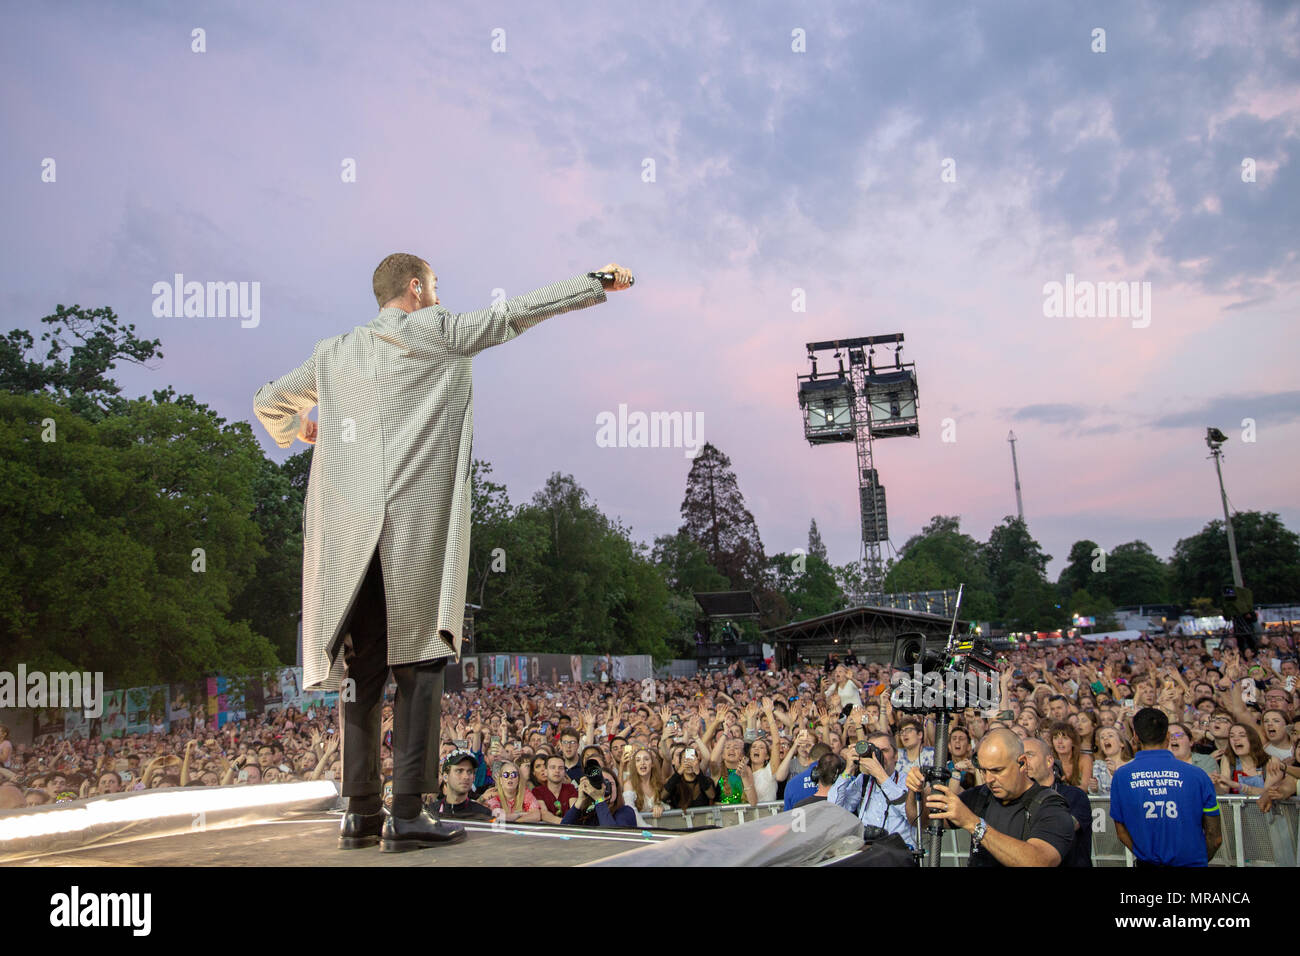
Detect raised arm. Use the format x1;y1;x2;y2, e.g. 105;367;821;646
180;740;196;787
405;274;608;358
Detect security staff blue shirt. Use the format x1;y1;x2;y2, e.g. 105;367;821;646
1109;748;1219;866
783;766;818;810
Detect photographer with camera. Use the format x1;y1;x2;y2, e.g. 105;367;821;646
560;760;636;828
827;733;916;847
905;728;1075;867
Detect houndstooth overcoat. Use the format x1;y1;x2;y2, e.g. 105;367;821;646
253;273;608;690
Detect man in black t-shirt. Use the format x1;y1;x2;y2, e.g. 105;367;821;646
905;728;1074;867
1023;737;1091;866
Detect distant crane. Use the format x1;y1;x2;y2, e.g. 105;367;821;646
1007;431;1025;521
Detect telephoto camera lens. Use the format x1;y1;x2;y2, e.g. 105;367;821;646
583;759;604;789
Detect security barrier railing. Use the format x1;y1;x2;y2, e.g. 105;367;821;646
652;796;1299;866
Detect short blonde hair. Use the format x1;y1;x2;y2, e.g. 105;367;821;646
373;253;432;307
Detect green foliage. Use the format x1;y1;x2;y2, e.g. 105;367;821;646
0;304;163;419
1064;588;1119;631
1102;541;1170;605
0;391;279;684
879;515;997;622
1059;538;1170;607
769;551;843;621
469;471;676;662
1058;539;1102;596
677;442;767;592
807;518;827;561
651;529;730;596
1169;512;1300;605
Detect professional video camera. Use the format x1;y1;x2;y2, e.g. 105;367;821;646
889;627;998;715
883;585;1003;867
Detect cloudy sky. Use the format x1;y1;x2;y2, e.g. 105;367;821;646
4;0;1298;579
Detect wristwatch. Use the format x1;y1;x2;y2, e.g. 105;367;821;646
971;818;988;848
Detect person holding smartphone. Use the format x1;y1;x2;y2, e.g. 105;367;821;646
661;747;717;810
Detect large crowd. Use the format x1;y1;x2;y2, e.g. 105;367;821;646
3;631;1298;846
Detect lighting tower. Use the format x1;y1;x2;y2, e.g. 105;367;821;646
797;334;919;593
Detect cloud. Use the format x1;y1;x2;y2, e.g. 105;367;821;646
1150;391;1300;429
1011;403;1088;424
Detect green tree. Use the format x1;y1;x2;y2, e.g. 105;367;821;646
982;516;1052;615
1002;566;1064;632
1058;539;1102;597
879;515;997;621
677;442;767;591
1101;541;1170;606
769;551;842;621
0;391;279;684
0;304;163;420
807;518;827;561
473;472;675;661
228;452;305;663
651;529;730;597
465;459;549;651
1065;588;1119;631
1169;512;1300;605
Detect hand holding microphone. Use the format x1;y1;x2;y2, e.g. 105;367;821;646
590;263;634;291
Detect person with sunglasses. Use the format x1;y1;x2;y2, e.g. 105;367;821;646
485;759;541;823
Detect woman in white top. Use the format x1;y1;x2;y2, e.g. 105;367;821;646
825;666;862;709
745;736;780;803
621;747;665;822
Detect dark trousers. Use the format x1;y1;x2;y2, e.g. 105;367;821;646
338;546;443;797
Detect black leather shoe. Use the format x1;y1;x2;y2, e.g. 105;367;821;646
381;809;467;853
338;809;386;850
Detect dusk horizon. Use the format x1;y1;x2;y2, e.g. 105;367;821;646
4;0;1297;581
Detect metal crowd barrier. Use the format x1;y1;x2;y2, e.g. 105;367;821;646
653;796;1299;866
653;802;786;829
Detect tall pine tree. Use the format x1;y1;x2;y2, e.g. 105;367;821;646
678;442;767;593
807;518;828;561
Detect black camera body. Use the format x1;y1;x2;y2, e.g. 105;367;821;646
583;758;605;791
855;740;884;764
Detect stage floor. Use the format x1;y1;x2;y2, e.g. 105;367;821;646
5;809;681;867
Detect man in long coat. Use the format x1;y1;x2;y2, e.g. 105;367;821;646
253;255;632;851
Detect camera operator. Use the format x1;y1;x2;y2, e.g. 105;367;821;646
905;728;1075;867
1022;737;1091;867
561;761;636;828
827;733;916;848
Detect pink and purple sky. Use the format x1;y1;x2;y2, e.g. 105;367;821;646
4;1;1298;578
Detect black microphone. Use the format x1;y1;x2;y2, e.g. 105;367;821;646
588;271;635;287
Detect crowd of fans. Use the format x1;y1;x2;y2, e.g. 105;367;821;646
3;631;1297;844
